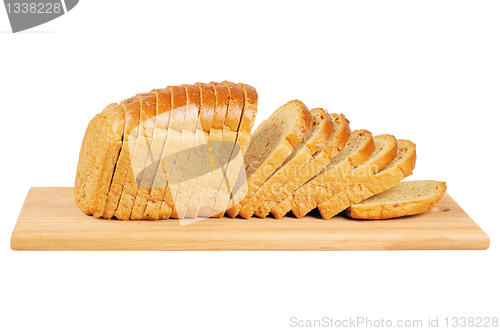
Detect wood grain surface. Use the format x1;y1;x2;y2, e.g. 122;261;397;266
10;187;490;251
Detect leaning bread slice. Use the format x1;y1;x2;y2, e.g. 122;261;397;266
139;88;172;220
184;83;217;218
198;82;230;217
271;130;375;219
157;86;188;219
318;139;416;219
114;93;157;220
225;99;313;218
238;108;334;219
254;113;350;218
75;103;125;217
101;98;140;219
345;180;446;220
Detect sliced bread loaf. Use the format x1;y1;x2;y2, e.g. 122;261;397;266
238;107;334;219
292;134;397;218
101;98;140;219
142;88;172;220
271;129;375;219
318;139;416;219
114;93;157;220
254;113;351;218
75;103;125;217
346;180;446;219
225;100;313;218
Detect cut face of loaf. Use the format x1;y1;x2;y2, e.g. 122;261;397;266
254;113;351;218
271;129;375;219
75;103;125;217
225;99;313;218
346;180;446;219
238;107;335;219
318;139;417;219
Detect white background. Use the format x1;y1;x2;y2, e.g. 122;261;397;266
1;1;499;330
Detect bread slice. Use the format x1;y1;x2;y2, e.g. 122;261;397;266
101;98;140;219
271;129;375;219
75;103;125;217
292;134;397;218
225;100;313;218
130;93;164;220
114;93;157;220
238;108;334;219
184;83;217;218
142;88;172;220
210;81;246;217
158;86;187;219
198;82;230;217
254;113;351;218
345;180;446;219
167;84;202;219
318;139;416;219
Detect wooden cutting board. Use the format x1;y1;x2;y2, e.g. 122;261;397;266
11;187;489;251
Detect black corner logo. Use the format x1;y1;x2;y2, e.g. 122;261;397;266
3;0;79;33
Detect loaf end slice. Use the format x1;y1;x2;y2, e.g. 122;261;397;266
345;180;446;219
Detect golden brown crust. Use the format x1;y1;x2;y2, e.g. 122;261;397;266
210;82;229;130
318;140;417;219
101;97;140;219
238;83;258;134
345;181;446;219
284;100;312;146
222;81;244;132
196;82;216;134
